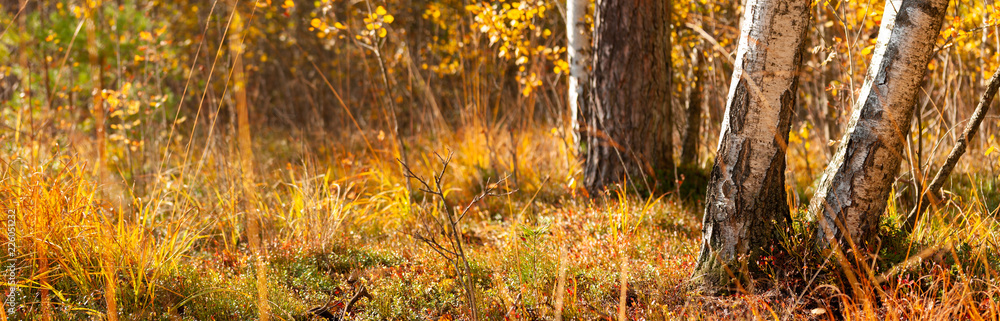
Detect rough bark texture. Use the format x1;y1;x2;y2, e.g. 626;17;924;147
809;0;949;249
567;0;589;150
681;47;705;166
903;65;1000;232
693;0;811;289
585;0;674;193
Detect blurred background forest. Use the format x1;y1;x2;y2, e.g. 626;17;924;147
3;0;1000;319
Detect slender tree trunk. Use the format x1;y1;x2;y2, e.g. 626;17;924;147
903;65;1000;233
815;2;841;158
808;0;949;249
229;10;271;321
585;0;674;193
681;47;705;166
87;2;105;185
692;0;811;290
566;0;589;152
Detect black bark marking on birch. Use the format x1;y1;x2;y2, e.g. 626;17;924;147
760;145;790;222
895;4;916;27
821;136;863;242
860;102;884;121
732;139;753;218
766;88;797;224
730;79;750;133
896;0;944;29
856;139;887;246
877;45;899;87
777;89;795;148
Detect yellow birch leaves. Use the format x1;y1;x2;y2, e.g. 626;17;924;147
308;4;393;41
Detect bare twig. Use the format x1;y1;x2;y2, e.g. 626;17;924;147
400;151;516;321
904;65;1000;233
339;285;372;321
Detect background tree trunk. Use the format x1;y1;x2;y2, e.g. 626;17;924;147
808;0;949;249
584;0;674;193
681;46;705;167
567;0;590;152
693;0;811;289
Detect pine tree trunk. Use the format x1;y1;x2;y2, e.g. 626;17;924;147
693;0;811;290
808;0;949;249
585;0;674;193
567;0;589;151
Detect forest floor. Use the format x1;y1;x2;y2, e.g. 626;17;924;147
4;125;1000;320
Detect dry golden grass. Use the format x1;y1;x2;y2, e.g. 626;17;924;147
2;118;999;320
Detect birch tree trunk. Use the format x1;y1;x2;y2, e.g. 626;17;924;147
808;0;949;249
692;0;811;289
584;0;674;193
567;0;589;150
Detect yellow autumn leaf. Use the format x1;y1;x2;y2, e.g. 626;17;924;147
282;0;294;8
383;14;394;24
333;22;346;30
376;5;387;15
507;9;522;20
366;23;376;30
378;28;387;37
139;31;153;41
942;28;954;39
310;18;322;28
861;44;874;56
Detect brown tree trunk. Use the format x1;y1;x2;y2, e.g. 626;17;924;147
86;2;105;186
681;47;705;167
692;0;811;290
229;9;271;321
584;0;674;194
808;0;950;250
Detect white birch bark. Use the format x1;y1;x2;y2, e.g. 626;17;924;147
693;0;811;289
808;0;949;249
567;0;589;149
